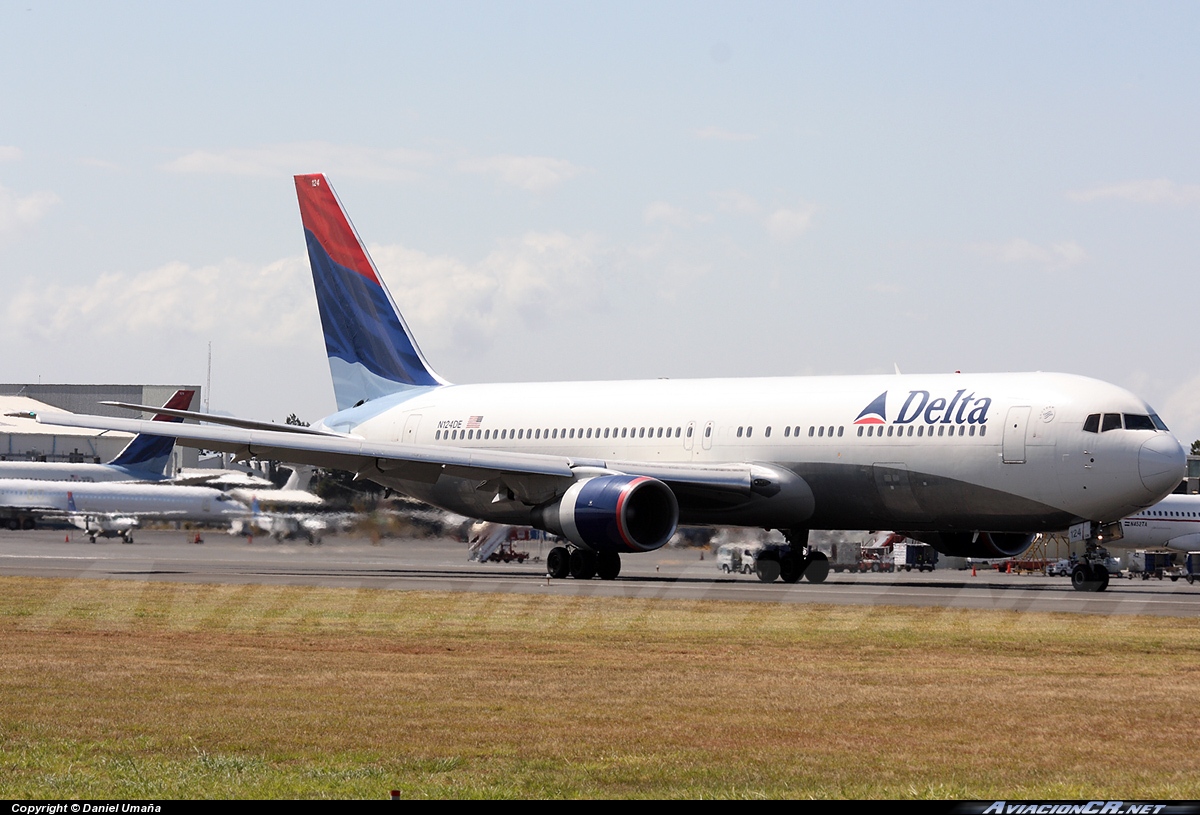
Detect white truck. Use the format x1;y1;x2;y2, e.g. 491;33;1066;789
717;543;761;575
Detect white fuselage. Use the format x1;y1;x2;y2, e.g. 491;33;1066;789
1116;493;1200;553
315;371;1184;535
0;461;162;483
0;479;247;522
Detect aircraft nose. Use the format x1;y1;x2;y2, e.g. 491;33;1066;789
1139;434;1186;497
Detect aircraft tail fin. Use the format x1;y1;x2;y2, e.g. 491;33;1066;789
107;389;196;476
294;173;447;411
67;491;77;513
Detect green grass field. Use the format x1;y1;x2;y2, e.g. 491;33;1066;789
1;575;1198;799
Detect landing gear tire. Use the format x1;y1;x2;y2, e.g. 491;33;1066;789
569;548;597;580
1071;564;1089;592
1096;568;1110;592
546;546;571;579
596;551;621;580
804;551;830;584
779;552;802;584
756;557;780;583
1071;564;1102;592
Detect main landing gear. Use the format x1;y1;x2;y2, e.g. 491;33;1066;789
755;529;829;584
546;546;622;580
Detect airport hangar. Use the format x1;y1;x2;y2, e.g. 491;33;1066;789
0;384;203;475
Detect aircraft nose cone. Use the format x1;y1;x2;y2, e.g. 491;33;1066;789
1139;434;1186;497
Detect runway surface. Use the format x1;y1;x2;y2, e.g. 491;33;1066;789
1;529;1197;617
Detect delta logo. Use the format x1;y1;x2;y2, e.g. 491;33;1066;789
853;392;887;425
854;390;993;426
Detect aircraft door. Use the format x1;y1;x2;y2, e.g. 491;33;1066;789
701;421;714;451
1003;406;1031;464
684;421;695;452
402;414;422;444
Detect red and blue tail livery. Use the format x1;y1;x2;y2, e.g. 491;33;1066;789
295;174;445;410
108;388;195;475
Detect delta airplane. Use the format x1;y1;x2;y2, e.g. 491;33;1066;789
0;390;195;483
0;479;247;540
33;174;1187;588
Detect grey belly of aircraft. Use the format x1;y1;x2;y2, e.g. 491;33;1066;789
375;460;1072;535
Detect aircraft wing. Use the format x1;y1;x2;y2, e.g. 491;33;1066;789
35;411;761;498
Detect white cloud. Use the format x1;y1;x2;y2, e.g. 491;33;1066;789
368;231;605;350
0;146;22;162
0;184;59;236
695;126;757;142
968;238;1086;271
643;201;712;229
1067;179;1200;206
3;256;319;345
766;206;816;241
711;190;761;215
456;154;584;192
161;141;434;180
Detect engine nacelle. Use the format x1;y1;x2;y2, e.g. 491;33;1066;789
910;531;1036;559
538;475;679;553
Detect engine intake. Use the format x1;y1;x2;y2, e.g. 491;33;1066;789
541;475;679;553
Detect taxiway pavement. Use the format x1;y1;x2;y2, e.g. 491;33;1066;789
0;529;1196;617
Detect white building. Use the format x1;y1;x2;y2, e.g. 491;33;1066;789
0;384;202;474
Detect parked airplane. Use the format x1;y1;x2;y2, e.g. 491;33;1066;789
32;174;1187;589
229;495;327;544
1113;493;1200;553
0;479;247;539
228;466;325;509
0;390;196;483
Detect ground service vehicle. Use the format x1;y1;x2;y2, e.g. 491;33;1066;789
717;543;760;574
1129;549;1179;581
893;539;938;572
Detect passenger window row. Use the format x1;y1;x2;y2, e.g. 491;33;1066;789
856;424;986;438
435;421;987;442
436;426;686;441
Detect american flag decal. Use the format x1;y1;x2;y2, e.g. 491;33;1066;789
466;416;483;428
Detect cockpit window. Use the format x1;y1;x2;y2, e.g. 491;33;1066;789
1101;413;1122;432
1151;414;1169;431
1123;414;1156;431
1083;414;1100;433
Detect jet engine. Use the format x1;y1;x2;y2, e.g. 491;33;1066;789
909;531;1036;559
537;475;679;553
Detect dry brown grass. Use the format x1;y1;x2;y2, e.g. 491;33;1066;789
1;575;1198;798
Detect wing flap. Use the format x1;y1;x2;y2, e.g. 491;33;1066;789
36;411;760;500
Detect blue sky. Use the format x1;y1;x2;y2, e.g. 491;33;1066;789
2;2;1199;440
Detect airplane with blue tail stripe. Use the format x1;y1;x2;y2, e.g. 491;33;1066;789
33;175;1186;590
0;390;195;483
